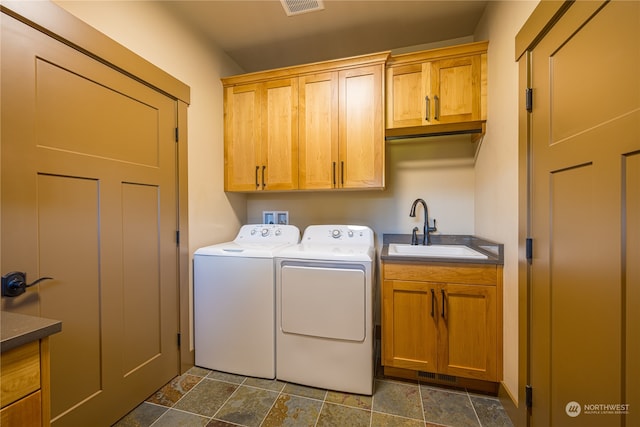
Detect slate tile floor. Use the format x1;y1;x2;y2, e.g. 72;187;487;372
113;367;513;427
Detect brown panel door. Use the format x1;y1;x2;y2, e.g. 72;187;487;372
1;13;179;427
529;1;639;426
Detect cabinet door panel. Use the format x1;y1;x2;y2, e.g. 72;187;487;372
431;56;481;124
299;72;338;189
439;283;496;380
339;65;384;189
224;84;261;191
386;64;425;128
0;390;41;427
262;78;298;190
382;280;438;372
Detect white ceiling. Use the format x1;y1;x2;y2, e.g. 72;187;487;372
160;0;488;73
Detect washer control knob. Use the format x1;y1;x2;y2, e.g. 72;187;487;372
348;230;354;238
275;229;282;236
261;228;270;237
250;229;257;235
331;229;341;239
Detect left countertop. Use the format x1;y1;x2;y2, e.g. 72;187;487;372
1;311;62;353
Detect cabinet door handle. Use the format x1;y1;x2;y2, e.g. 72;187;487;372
255;166;260;189
261;165;266;189
425;96;430;121
434;95;440;121
441;289;446;318
430;288;435;317
340;161;344;186
332;162;337;187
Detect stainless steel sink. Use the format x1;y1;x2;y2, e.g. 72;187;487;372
388;243;488;259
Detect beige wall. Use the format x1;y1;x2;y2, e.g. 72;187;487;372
474;0;539;402
54;0;247;350
247;137;477;243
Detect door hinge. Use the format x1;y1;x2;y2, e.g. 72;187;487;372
177;333;181;348
526;238;533;263
525;385;533;408
525;88;533;113
175;127;179;142
176;230;180;245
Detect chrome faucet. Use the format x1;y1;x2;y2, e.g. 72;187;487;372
409;198;437;245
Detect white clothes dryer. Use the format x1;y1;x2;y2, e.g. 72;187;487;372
194;224;300;379
275;225;375;395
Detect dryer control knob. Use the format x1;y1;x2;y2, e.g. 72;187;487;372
261;228;270;237
250;229;257;235
331;229;341;239
348;230;354;237
275;229;282;236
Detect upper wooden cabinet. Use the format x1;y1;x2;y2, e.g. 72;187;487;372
385;41;488;138
224;78;298;191
223;52;388;192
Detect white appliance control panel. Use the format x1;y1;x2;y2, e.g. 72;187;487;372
235;224;300;244
302;225;373;245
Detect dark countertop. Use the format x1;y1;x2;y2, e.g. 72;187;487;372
380;234;503;265
1;311;62;353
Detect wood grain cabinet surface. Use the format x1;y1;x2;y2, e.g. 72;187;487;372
222;52;388;192
385;41;488;138
381;261;503;388
1;340;50;427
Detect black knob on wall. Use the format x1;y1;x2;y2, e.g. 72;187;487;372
1;271;53;297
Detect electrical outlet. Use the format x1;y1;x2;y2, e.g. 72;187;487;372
276;211;289;224
263;211;275;224
262;211;289;224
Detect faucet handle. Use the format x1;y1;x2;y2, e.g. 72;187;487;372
428;218;437;233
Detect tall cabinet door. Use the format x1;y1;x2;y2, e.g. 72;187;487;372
262;78;298;191
338;65;384;189
224;83;262;191
299;72;339;190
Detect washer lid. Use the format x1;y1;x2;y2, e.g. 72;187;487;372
194;224;300;258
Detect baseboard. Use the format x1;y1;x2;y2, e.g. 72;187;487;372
382;366;499;395
499;381;525;427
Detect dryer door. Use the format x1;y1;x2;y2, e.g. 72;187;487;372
280;263;365;342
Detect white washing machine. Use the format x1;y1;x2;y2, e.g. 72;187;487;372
194;224;300;379
275;225;375;395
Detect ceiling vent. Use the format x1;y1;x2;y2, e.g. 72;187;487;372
280;0;325;16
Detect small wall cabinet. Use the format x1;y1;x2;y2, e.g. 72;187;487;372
385;41;488;138
222;52;388;192
381;261;502;386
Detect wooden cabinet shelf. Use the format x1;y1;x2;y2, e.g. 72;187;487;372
381;260;502;386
